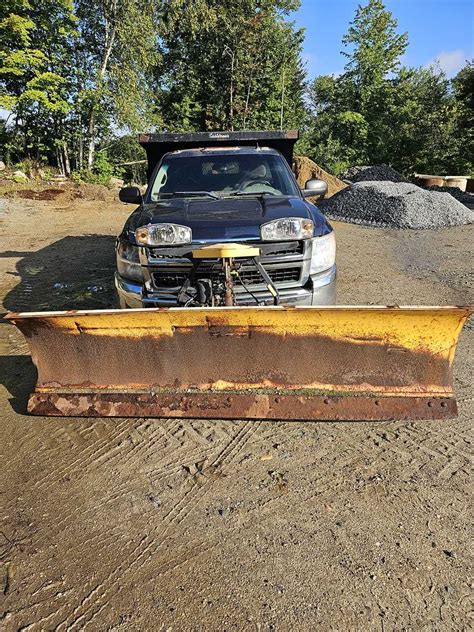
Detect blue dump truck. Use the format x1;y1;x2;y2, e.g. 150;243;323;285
115;130;336;308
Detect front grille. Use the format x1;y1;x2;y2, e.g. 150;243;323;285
152;266;301;289
261;241;304;257
149;251;186;260
237;267;301;284
152;272;188;288
150;241;305;261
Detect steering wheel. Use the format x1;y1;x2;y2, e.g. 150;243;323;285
238;177;274;190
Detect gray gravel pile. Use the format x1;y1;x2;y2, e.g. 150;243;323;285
340;164;409;183
319;181;474;229
427;185;474;207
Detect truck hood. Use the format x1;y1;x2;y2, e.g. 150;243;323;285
124;196;330;243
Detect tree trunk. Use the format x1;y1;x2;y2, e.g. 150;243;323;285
280;66;286;130
223;45;235;131
63;142;71;177
87;110;96;170
229;52;234;131
86;2;117;169
243;60;257;129
57;146;65;176
78;114;83;170
243;83;251;130
78;138;83;170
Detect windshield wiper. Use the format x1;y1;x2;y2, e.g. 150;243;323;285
227;190;280;197
161;191;220;200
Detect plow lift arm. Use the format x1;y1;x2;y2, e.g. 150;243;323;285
189;243;280;307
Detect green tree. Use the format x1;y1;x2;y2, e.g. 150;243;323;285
1;0;308;174
0;0;76;166
386;65;455;173
157;0;306;132
342;0;408;87
306;73;367;172
340;0;408;164
304;0;465;176
450;61;474;173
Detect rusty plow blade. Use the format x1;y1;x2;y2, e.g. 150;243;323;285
6;306;472;421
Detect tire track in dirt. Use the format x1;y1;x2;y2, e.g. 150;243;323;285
397;423;472;479
30;416;185;491
3;422;72;473
3;420;173;562
4;588;77;632
160;420;259;527
55;420;262;631
2;528;133;627
31;420;133;491
6;416;472;630
32;481;133;549
141;426;400;582
133;420;248;489
314;420;473;485
116;419;221;476
3;419;261;630
115;419;184;468
17;422;232;558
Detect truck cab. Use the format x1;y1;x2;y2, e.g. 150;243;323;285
115;131;336;308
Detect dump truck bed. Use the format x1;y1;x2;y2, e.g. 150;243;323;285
139;130;299;180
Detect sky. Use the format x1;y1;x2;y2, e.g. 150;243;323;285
293;0;474;79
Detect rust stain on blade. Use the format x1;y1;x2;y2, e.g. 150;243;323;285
26;392;457;421
8;327;459;395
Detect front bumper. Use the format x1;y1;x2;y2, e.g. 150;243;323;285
115;265;336;308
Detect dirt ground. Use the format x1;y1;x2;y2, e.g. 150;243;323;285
1;191;473;631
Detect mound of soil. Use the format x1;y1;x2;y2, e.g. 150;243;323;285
75;183;114;202
293;156;347;198
16;188;66;201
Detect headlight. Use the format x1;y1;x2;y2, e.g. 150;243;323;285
261;217;314;241
135;223;192;246
309;231;336;274
116;241;142;282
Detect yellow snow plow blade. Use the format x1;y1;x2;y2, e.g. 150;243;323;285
6;306;472;421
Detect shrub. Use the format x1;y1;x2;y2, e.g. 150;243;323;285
71;151;124;186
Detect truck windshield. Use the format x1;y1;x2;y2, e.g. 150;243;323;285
149;153;301;201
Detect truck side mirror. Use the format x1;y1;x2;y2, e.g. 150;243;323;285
302;178;328;199
119;186;142;204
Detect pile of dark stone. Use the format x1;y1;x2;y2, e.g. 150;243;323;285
427;185;474;207
319;181;474;229
340;164;409;183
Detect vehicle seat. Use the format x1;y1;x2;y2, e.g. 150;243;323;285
238;163;272;189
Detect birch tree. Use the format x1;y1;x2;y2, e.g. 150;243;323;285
75;0;159;168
